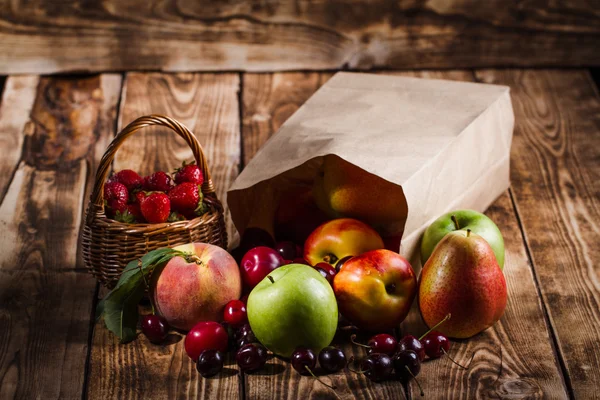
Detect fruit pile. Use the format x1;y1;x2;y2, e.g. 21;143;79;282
103;162;208;224
97;198;507;393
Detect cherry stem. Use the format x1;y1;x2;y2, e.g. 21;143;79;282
268;276;275;284
350;334;371;350
405;366;425;396
451;215;460;230
304;365;336;390
419;313;451;340
441;348;474;370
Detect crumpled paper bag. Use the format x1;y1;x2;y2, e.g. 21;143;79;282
228;72;514;265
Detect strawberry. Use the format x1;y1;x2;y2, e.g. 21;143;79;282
104;181;128;204
143;171;173;192
140;193;171;223
134;191;148;205
105;198;127;219
127;203;144;222
110;169;143;191
168;182;200;214
174;161;204;185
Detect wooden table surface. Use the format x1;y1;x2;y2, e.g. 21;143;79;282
0;69;598;400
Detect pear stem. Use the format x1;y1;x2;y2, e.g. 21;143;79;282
350;334;371;350
304;365;336;390
419;313;451;340
467;229;471;238
405;366;425;396
268;276;275;284
451;215;460;230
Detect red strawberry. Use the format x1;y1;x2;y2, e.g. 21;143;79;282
174;161;204;185
140;193;171;223
105;198;127;219
127;203;144;222
135;191;148;204
110;169;143;191
143;171;173;192
104;181;128;204
168;182;200;214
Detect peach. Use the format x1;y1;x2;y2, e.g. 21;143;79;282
304;218;385;266
150;243;241;331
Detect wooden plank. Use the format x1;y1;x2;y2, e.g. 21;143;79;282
0;75;121;399
1;1;600;74
474;69;600;399
0;76;38;201
87;72;242;400
242;72;407;399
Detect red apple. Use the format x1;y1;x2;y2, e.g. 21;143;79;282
150;243;242;331
240;246;284;289
184;321;228;361
333;249;417;331
304;218;385;267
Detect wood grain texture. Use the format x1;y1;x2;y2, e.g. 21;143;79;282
0;74;120;399
242;72;334;166
242;72;407;400
1;1;600;74
87;72;242;400
474;69;600;399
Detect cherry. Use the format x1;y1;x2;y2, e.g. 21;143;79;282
291;347;317;375
240;246;284;289
140;314;169;344
196;349;224;377
357;353;394;382
368;334;397;355
314;262;336;284
184;321;229;361
292;347;336;390
236;343;268;372
351;333;397;356
335;255;353;273
275;241;299;260
223;300;248;327
393;350;424;396
235;323;258;344
398;335;426;361
318;346;347;373
421;331;450;359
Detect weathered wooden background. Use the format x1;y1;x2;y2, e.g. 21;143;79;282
1;0;600;74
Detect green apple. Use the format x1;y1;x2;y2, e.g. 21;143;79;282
421;209;505;269
247;263;338;358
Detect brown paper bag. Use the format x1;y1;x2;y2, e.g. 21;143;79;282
228;72;514;265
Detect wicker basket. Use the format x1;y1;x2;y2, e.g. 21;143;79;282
81;115;228;287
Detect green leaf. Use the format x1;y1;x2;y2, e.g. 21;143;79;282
96;248;185;343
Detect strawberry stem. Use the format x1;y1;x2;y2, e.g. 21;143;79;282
419;313;451;340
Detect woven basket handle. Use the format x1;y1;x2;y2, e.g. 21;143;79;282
90;114;215;208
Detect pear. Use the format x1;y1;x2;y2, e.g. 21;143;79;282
418;229;507;339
